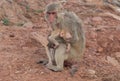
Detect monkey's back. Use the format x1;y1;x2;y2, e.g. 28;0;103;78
63;11;86;59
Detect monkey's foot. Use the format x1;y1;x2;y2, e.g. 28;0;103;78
54;43;59;49
37;59;48;65
70;67;78;77
46;64;63;72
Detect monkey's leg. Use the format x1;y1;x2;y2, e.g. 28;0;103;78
48;30;60;48
45;47;55;66
55;44;67;71
37;47;55;65
70;64;79;77
69;48;80;77
46;44;67;71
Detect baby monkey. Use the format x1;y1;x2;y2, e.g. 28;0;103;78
48;28;72;53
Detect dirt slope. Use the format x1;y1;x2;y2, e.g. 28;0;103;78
0;0;120;81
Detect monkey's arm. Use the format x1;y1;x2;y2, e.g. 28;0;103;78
48;29;60;48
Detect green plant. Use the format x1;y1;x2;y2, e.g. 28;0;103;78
2;18;9;26
33;9;44;13
26;5;31;12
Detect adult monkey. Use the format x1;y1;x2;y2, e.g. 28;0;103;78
44;1;85;76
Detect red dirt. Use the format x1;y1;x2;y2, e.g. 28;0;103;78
0;1;120;81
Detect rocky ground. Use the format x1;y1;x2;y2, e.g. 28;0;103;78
0;0;120;81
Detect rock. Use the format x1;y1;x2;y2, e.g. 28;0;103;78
88;69;96;75
40;71;44;75
87;69;97;79
97;47;104;52
15;71;21;74
23;22;34;28
92;17;103;24
81;69;97;79
107;56;119;66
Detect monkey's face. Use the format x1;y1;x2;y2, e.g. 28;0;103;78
45;3;63;24
46;11;57;23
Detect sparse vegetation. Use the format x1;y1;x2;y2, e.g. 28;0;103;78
33;9;44;13
2;18;10;26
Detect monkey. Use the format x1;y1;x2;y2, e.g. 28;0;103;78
60;29;72;52
46;28;72;67
44;2;85;76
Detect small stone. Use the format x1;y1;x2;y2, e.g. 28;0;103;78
97;47;103;53
107;56;119;66
88;69;96;75
87;69;97;79
15;71;21;74
23;22;34;28
40;71;44;74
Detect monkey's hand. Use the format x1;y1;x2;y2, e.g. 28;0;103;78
54;42;59;48
66;43;71;53
47;42;55;48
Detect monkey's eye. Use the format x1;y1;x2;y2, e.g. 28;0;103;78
47;12;56;15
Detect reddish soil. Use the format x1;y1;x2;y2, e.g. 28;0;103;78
0;1;120;81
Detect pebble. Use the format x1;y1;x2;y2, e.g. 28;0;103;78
107;56;119;66
88;69;96;75
97;47;104;52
